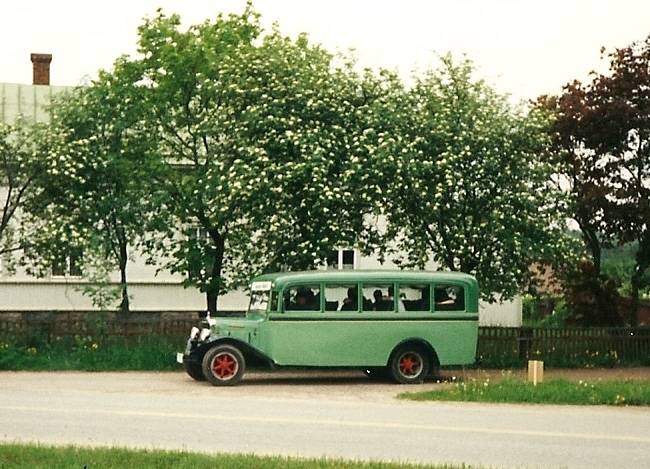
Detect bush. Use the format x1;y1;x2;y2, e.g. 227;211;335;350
0;334;184;371
562;260;623;326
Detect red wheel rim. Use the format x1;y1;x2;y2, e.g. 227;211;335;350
211;352;239;380
398;352;423;378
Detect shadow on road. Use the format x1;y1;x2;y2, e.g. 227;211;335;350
224;369;463;387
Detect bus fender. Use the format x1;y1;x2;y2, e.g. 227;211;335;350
190;336;274;369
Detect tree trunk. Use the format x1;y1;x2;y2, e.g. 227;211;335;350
118;237;130;314
581;226;601;273
629;240;650;327
206;230;225;316
629;263;646;327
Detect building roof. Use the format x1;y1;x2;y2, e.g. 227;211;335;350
0;82;71;124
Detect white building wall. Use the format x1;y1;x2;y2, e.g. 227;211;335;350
0;280;247;312
0;243;248;312
479;298;522;327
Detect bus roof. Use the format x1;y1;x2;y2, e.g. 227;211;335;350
252;270;478;290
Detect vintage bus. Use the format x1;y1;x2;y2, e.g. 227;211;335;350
178;270;479;385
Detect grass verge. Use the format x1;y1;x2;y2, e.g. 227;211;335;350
0;443;474;469
399;378;650;406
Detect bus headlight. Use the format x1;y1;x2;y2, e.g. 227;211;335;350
189;327;200;340
199;328;211;341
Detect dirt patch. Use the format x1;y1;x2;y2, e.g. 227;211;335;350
2;368;647;406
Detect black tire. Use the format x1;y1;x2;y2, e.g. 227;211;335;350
183;358;205;381
202;344;246;386
363;367;388;381
389;345;430;384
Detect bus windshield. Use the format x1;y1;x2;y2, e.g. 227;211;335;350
249;281;272;312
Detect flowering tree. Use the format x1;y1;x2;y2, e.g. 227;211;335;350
232;41;390;273
24;60;157;313
376;57;571;302
136;7;383;313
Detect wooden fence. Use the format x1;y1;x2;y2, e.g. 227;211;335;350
1;312;649;366
478;326;650;366
0;311;238;338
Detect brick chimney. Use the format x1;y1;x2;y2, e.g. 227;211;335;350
30;53;52;85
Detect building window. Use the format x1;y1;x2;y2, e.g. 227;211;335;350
326;249;356;270
187;226;209;244
52;249;83;277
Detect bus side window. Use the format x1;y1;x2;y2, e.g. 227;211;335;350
399;284;430;312
324;284;358;311
362;284;396;312
434;285;465;312
284;285;321;312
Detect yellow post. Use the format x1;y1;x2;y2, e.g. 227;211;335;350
527;360;544;386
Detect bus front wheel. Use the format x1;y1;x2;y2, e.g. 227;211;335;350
202;344;246;386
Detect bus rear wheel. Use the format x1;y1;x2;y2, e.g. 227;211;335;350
389;345;429;384
202;344;246;386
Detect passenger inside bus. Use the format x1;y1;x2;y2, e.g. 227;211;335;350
340;287;358;311
286;287;319;311
435;286;464;311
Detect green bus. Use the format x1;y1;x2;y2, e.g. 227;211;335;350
178;270;479;385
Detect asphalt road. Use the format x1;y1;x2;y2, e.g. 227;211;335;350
1;371;649;468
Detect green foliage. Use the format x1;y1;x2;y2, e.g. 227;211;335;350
0;443;473;469
535;300;573;328
521;296;571;327
376;56;573;302
0;119;47;263
400;378;650;406
76;257;124;310
0;335;182;371
602;242;650;297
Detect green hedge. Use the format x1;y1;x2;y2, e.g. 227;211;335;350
0;334;182;371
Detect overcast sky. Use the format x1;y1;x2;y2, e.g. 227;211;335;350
2;0;649;101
